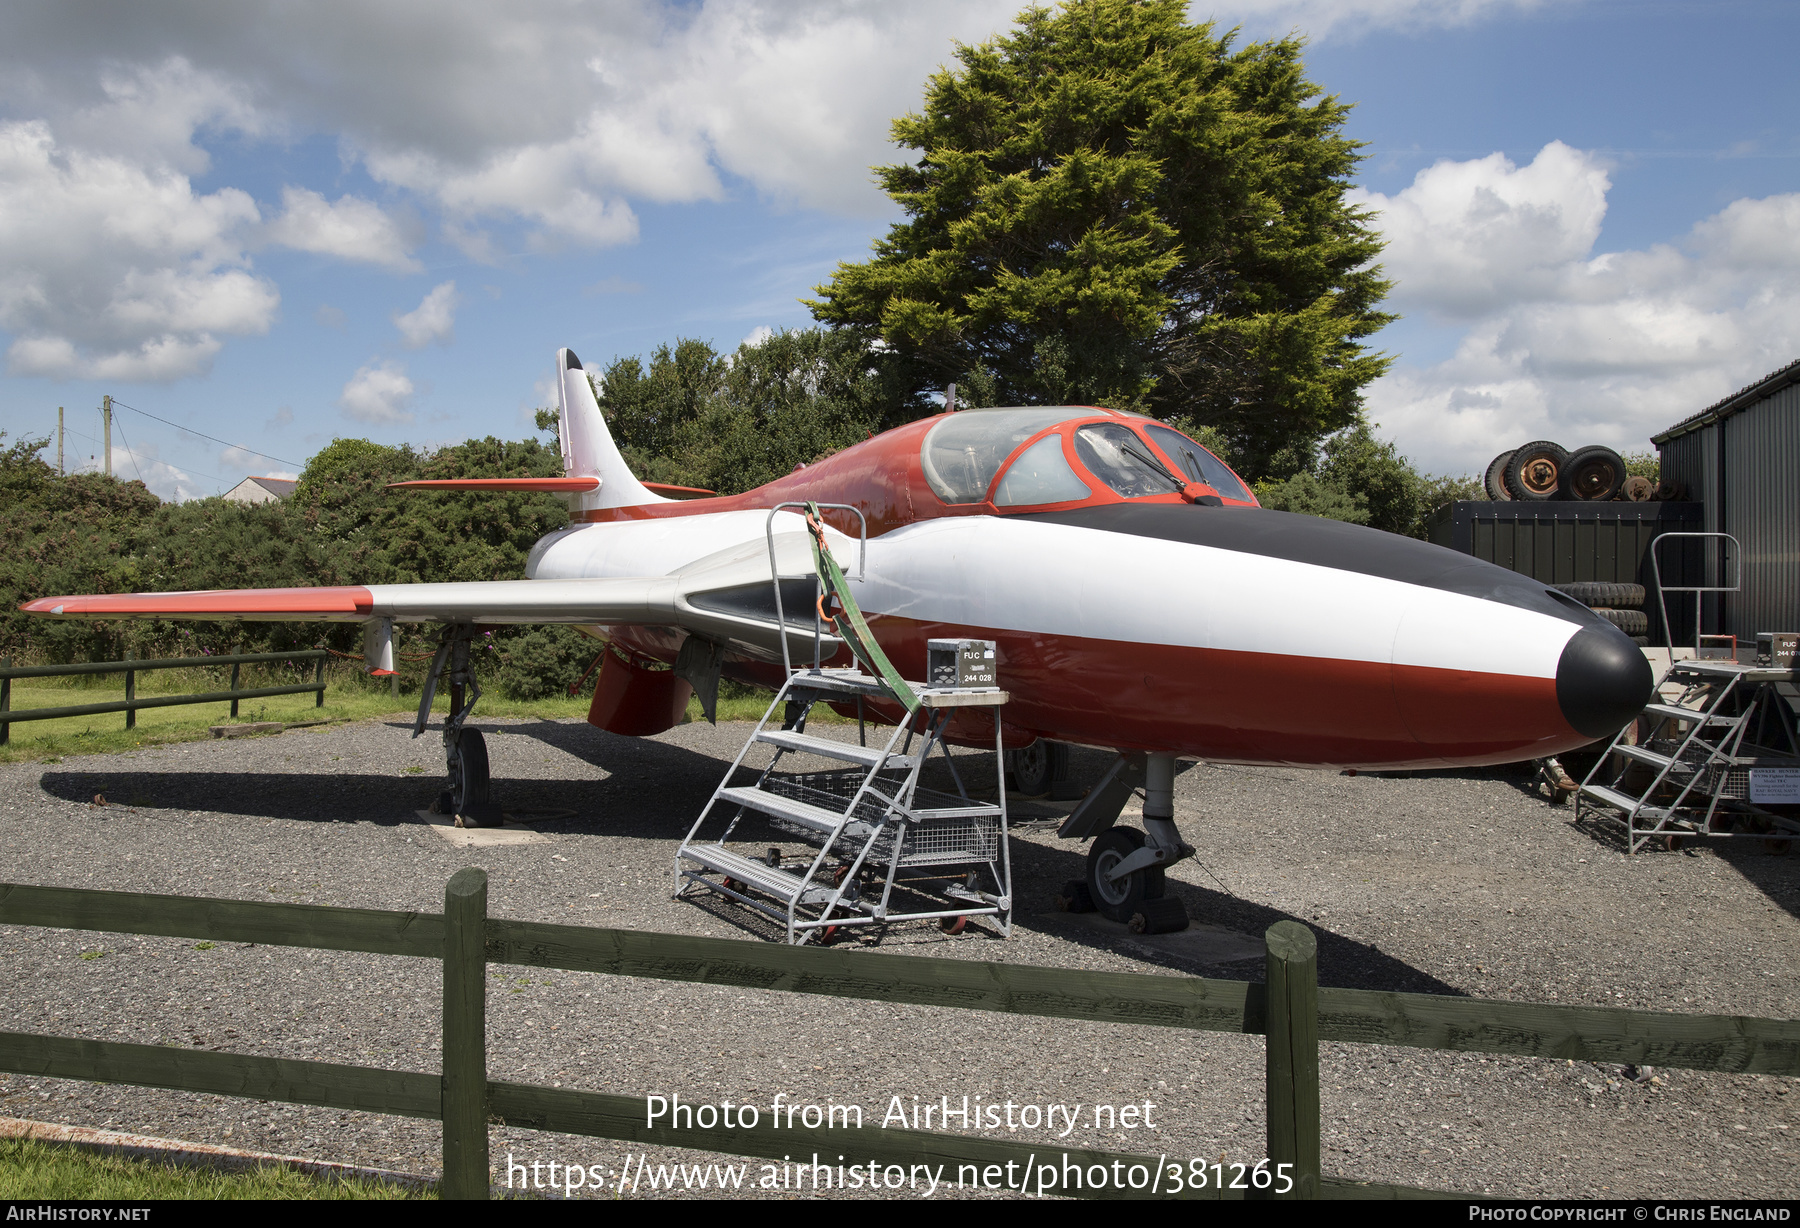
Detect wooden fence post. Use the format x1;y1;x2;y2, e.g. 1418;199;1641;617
2;656;11;747
230;663;240;719
318;654;329;707
1264;920;1320;1199
442;867;490;1199
124;659;135;731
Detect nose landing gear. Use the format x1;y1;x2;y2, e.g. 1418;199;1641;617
1067;751;1193;933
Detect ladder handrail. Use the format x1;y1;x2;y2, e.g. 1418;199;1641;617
765;502;867;677
1651;531;1741;652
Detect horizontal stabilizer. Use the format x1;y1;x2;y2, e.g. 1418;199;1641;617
386;477;600;493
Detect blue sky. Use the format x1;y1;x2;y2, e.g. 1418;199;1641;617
2;0;1797;497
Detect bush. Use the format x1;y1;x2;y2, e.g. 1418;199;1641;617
494;626;602;702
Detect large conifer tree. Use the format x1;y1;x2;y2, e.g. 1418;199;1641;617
808;0;1394;479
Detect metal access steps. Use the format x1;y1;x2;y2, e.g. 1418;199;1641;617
755;728;918;771
1577;659;1800;853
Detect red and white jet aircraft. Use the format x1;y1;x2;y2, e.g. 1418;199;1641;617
24;348;1652;918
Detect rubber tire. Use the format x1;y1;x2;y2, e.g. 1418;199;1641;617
1554;582;1645;609
1591;607;1649;636
453;728;502;827
1504;441;1569;500
1484;450;1515;501
1130;896;1190;934
1560;445;1626;502
1007;739;1068;797
1086;828;1165;924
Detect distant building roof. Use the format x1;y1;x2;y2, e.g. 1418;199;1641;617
222;475;298;504
1653;357;1800;445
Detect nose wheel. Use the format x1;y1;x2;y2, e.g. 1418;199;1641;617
1086;827;1165;923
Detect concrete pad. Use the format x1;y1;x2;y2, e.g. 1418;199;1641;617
414;810;548;847
1057;909;1266;964
208;722;284;739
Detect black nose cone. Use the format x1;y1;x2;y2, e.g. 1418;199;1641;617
1556;625;1654;738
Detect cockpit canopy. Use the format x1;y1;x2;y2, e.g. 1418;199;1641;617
919;407;1255;508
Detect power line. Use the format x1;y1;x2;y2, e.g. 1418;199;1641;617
107;400;300;469
110;415;146;485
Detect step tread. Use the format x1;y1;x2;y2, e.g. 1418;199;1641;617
1613;744;1675;768
680;844;808;901
1644;703;1739;724
718;784;850;834
755;728;916;770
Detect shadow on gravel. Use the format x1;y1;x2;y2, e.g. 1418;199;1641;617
36;719;728;833
1001;836;1468;997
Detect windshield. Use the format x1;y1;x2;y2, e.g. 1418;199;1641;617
1144;424;1254;501
993;433;1093;506
1072;423;1184;500
921;407;1100;503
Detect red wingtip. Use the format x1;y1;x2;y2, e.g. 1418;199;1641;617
21;587;374;617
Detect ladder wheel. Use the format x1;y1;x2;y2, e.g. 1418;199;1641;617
721;877;742;893
939;915;967;935
817;925;841;945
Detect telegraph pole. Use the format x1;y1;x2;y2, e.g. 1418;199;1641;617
57;407;63;475
102;395;112;477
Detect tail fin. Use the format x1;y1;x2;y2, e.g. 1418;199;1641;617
557;347;666;509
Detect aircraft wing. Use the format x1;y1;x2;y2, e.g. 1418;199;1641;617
21;531;834;666
20;578;679;625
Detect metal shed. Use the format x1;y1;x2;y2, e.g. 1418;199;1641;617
1654;359;1800;645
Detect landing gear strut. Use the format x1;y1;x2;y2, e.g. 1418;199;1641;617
416;625;503;828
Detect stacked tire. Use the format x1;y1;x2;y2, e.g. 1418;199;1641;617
1484;441;1653;502
1555;581;1649;646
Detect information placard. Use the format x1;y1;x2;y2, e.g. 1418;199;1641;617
1748;767;1800;804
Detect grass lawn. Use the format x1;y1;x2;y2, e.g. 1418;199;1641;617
0;1138;428;1199
0;669;811;764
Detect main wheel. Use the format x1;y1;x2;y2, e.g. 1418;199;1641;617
1086;827;1165;924
1008;739;1068;797
1504;441;1569;500
1560;445;1626;502
1484;450;1514;501
452;728;502;827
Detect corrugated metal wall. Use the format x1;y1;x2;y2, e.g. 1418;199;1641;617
1660;385;1800;642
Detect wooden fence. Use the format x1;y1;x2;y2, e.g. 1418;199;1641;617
2;871;1797;1199
0;650;327;745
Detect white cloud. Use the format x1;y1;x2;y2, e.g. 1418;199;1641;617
338;358;415;424
740;325;775;348
265;186;420;271
74;435;207;501
314;304;345;329
0;116;276;381
393;281;459;348
1356;142;1800;473
268;405;294;429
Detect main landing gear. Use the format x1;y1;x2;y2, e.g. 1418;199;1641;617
417;625;504;828
1056;751;1194;934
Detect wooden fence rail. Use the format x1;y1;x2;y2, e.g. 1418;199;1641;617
3;873;1796;1199
0;650;327;744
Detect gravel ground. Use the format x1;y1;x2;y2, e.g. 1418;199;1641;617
0;714;1795;1200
